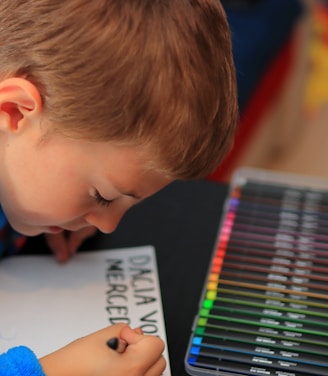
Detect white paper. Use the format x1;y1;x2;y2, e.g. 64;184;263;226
0;245;171;376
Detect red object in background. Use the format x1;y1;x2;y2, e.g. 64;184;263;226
208;35;296;182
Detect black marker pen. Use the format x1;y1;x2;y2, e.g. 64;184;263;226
106;337;128;353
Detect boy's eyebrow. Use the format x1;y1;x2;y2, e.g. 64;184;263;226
118;188;141;200
124;191;141;200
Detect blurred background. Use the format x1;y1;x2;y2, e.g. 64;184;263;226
209;0;328;182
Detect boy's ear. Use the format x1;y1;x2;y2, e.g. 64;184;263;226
0;77;43;134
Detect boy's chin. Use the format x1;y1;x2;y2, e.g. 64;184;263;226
9;223;46;237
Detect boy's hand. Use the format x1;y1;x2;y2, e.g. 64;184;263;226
44;226;97;262
39;324;166;376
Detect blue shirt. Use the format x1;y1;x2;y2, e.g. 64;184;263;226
0;211;44;374
0;347;45;376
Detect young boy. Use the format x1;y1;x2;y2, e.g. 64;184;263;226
0;0;238;375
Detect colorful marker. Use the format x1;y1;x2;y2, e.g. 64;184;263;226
186;175;328;376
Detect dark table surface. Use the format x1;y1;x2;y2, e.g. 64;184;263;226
23;179;229;376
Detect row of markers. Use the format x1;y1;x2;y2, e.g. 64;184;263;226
185;179;328;376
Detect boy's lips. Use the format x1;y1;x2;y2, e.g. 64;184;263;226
47;226;64;233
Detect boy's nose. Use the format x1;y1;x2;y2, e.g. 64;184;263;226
84;210;126;234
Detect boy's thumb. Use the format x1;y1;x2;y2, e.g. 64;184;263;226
120;325;142;344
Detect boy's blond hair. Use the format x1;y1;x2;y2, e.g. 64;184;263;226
0;0;238;179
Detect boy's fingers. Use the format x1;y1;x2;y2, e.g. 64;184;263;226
145;355;167;376
67;226;98;255
45;227;97;262
133;327;143;335
120;326;165;363
44;232;70;263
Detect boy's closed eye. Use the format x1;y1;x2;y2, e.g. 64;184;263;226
94;190;114;207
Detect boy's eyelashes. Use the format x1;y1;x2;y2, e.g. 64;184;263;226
94;190;114;207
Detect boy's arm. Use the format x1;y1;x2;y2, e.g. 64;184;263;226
0;325;165;376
